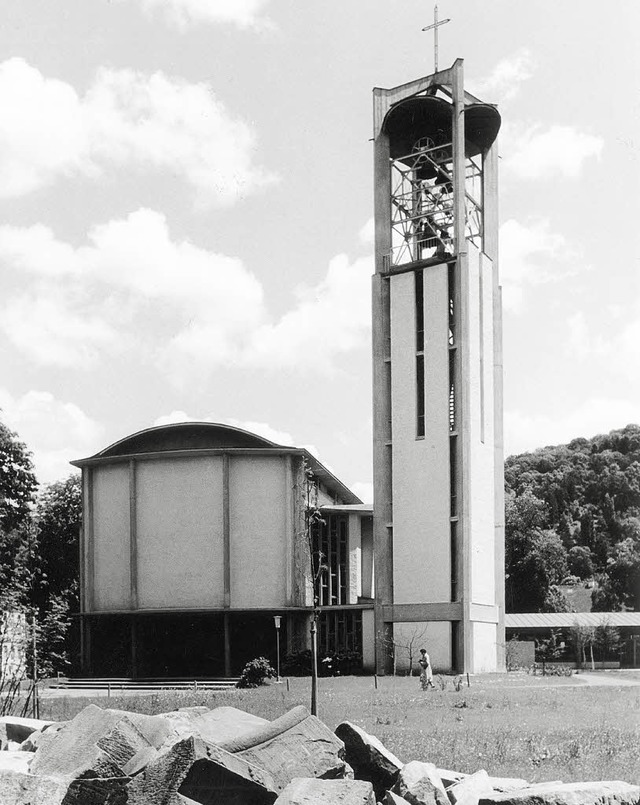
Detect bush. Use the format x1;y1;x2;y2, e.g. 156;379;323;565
236;657;277;688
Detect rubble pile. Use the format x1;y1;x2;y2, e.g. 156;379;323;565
0;706;638;805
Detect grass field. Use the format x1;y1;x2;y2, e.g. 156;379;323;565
39;673;640;786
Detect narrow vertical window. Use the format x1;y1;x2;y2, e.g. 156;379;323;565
450;521;458;601
415;270;425;438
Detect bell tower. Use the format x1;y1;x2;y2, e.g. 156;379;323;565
371;59;505;673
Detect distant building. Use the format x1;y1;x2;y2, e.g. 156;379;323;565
72;422;374;677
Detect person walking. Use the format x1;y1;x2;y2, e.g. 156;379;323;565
418;648;434;690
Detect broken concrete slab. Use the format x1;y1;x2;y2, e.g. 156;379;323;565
386;791;410;805
19;721;66;753
30;704;174;780
0;767;70;805
124;735;278;805
478;781;640;805
448;770;494;805
0;716;53;750
0;751;32;774
335;720;402;798
485;778;530;794
219;705;347;790
391;761;450;805
162;706;270;746
440;769;469;789
274;777;376;805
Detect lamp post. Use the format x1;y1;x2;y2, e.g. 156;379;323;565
273;615;282;682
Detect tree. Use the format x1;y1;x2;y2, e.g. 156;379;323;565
594;621;622;662
542;585;572;613
0;421;38;533
567;545;593;579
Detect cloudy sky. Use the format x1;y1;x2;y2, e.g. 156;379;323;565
0;0;638;500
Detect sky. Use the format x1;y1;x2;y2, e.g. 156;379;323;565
0;0;639;502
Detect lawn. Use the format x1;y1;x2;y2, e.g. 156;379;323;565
39;673;640;786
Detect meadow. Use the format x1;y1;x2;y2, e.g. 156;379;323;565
39;673;640;786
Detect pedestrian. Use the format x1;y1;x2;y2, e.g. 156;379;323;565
418;647;434;690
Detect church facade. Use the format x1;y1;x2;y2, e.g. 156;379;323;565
72;422;374;677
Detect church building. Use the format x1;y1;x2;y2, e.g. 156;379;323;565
73;58;505;678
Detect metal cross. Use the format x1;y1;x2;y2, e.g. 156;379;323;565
422;4;451;73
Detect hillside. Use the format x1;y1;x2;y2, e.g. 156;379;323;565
505;424;640;613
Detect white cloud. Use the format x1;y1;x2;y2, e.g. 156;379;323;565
0;58;274;204
471;49;535;103
153;411;299;447
0;389;104;483
504;124;603;180
122;0;272;31
243;253;373;373
358;217;375;246
0;211;373;380
505;398;640;457
499;218;582;312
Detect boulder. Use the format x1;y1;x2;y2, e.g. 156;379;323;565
391;761;449;805
439;769;469;789
19;722;66;753
274;777;376;805
30;704;175;779
0;751;32;774
124;735;279;805
0;767;70;805
448;770;494;805
386;792;409;805
478;782;640;805
0;716;53;750
335;720;402;798
219;705;347;790
163;706;269;746
485;778;530;794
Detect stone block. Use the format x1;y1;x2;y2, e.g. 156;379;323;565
124;735;278;805
386;791;409;805
448;770;494;805
0;751;32;774
274;777;376;805
0;716;53;749
30;704;174;780
219;705;347;790
478;781;640;805
485;778;530;794
335;720;402;798
19;722;65;753
0;767;70;805
391;761;449;805
439;769;468;789
164;706;269;746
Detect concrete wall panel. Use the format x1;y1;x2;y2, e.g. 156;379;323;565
92;463;130;611
136;457;225;609
471;621;499;672
391;266;451;604
230;456;287;608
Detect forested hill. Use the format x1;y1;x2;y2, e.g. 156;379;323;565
505;423;640;613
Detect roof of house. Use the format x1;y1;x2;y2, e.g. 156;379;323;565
505;612;640;629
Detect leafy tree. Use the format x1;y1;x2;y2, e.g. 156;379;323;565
594;621;622;661
542;585;572;613
567;545;594;579
0;420;37;533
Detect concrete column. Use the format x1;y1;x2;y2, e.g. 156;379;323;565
347;514;362;604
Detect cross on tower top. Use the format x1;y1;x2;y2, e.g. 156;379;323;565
422;4;451;73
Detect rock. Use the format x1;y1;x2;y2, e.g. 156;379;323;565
391;761;449;805
30;704;175;778
163;706;269;746
386;792;409;805
0;751;32;774
124;735;279;805
335;720;402;798
448;770;494;805
274;777;376;805
439;769;469;789
478;782;640;805
0;768;70;805
27;704;178;804
219;705;348;790
485;778;530;794
0;716;53;749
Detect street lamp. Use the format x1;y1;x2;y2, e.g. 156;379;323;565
273;615;282;683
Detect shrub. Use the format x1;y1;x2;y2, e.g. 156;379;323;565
236;657;277;688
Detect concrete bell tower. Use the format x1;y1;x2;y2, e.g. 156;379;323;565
371;59;505;673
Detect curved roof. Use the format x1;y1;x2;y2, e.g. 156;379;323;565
71;421;363;505
91;421;291;459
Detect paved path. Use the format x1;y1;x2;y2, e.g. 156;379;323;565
574;672;640;687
